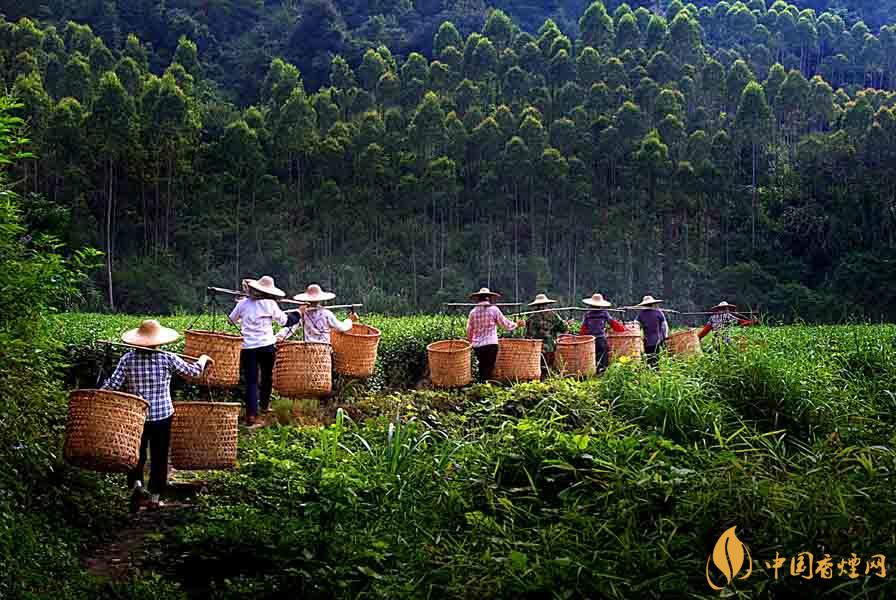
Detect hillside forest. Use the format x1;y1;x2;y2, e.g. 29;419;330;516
3;0;896;318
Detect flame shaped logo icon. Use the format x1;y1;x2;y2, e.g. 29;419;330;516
706;526;752;590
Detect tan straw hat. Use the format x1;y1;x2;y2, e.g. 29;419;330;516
469;287;501;300
711;301;737;312
528;293;557;306
635;295;663;307
583;293;612;308
295;283;336;303
245;275;285;298
121;319;180;347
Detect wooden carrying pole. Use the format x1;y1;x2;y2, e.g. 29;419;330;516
207;286;307;306
100;340;204;362
284;304;363;314
510;306;625;317
443;302;522;307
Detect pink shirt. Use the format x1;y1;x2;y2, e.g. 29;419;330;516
466;302;517;348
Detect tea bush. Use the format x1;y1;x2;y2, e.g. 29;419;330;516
29;314;896;597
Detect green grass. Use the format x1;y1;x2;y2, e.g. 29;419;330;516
42;315;896;598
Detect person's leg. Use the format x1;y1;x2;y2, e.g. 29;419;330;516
258;345;276;412
473;347;487;382
478;344;499;382
595;337;609;373
645;342;660;368
127;423;149;489
241;348;260;420
147;416;172;499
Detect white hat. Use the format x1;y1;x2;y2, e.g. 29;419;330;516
245;275;285;298
121;319;180;347
711;301;737;312
635;295;663;307
294;283;336;303
583;293;612;308
528;293;557;306
469;287;500;300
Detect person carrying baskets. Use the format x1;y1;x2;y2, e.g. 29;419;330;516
634;295;669;368
466;287;524;383
697;301;756;346
276;284;356;344
101;319;212;511
522;293;569;372
578;293;626;373
229;276;300;426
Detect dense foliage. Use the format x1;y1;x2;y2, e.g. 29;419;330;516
43;314;896;598
3;1;896;317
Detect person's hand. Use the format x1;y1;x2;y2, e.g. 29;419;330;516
197;354;213;371
516;319;525;327
349;311;359;322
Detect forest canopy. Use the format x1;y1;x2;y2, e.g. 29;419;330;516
2;0;896;318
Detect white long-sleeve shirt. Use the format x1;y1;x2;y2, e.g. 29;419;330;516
229;297;289;349
277;308;352;344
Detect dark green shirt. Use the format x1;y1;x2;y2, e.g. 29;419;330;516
525;311;568;352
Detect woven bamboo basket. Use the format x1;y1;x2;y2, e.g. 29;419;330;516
555;335;597;377
427;339;472;388
492;338;543;382
607;331;644;363
63;389;149;473
273;341;332;398
170;402;241;470
667;329;703;358
331;323;381;378
183;329;243;387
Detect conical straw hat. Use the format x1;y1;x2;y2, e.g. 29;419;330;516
245;275;285;298
583;293;612;308
121;319;180;347
294;283;336;303
635;295;663;307
469;287;500;300
528;293;557;306
710;301;737;312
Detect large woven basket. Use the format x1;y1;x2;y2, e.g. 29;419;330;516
427;339;472;388
667;329;702;358
331;323;381;378
607;332;644;363
170;402;241;470
63;389;148;473
492;338;543;382
273;341;332;398
555;335;596;377
183;329;243;387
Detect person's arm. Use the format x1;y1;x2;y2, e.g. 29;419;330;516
100;354;129;390
466;314;474;342
698;323;713;339
738;319;755;326
277;312;303;341
327;310;353;333
271;301;289;327
660;314;669;340
554;314;568;334
579;321;588;335
495;307;518;331
228;299;243;326
609;319;626;333
170;353;210;379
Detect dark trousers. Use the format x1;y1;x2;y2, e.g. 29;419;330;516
127;416;172;495
645;341;664;368
241;345;276;417
595;337;610;373
474;344;499;382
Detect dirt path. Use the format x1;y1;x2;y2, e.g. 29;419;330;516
82;480;204;581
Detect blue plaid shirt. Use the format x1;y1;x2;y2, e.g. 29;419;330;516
102;350;203;421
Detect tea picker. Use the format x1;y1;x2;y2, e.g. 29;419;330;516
66;319;214;512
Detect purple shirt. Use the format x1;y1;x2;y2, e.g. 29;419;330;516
581;309;612;339
636;309;667;347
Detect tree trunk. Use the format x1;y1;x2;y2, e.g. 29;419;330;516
106;158;115;310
